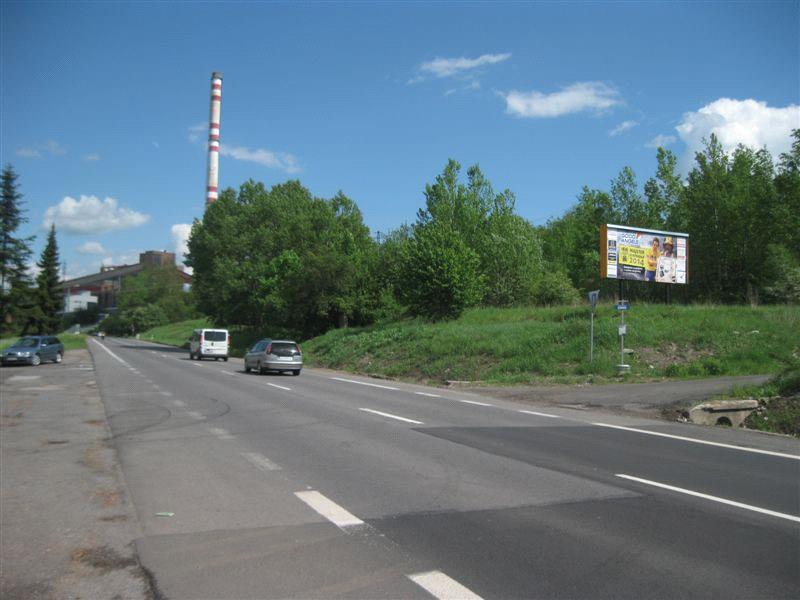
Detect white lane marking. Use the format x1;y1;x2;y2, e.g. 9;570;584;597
458;399;494;407
92;340;129;366
295;490;364;529
208;427;233;440
172;399;186;407
331;376;399;391
191;363;203;368
243;452;281;472
616;474;800;524
221;371;236;376
6;375;41;382
415;391;441;398
359;408;423;425
186;411;203;420
160;391;173;397
519;409;561;419
267;382;291;391
594;422;800;461
408;570;484;600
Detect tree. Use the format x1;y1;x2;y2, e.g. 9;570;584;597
187;180;378;338
0;165;35;332
31;225;63;333
118;265;194;322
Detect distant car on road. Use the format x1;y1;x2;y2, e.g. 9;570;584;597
1;336;64;366
244;339;302;375
189;328;229;361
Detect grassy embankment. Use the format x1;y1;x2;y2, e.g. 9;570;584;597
138;304;799;385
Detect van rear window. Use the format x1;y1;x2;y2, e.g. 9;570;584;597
204;331;227;342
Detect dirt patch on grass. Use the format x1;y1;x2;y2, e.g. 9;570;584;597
635;343;713;371
70;546;136;573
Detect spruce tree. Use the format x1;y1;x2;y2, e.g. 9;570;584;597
0;164;35;332
34;225;63;334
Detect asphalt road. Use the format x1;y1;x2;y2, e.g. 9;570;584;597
89;337;800;600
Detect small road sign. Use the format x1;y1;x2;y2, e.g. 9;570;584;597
615;301;630;311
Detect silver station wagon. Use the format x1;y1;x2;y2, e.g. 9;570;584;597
244;339;303;376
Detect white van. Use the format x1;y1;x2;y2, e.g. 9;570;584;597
189;329;229;361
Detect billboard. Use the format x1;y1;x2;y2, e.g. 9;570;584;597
600;224;689;284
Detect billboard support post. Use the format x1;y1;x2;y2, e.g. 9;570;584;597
616;280;630;375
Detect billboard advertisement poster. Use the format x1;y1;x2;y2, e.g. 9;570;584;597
600;224;689;284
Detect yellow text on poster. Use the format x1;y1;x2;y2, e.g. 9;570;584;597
619;245;646;268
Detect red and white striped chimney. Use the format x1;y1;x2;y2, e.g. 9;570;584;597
205;72;223;205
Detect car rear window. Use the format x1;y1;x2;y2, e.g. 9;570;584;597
204;331;227;342
271;342;299;356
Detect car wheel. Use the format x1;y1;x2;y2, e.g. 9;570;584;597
54;352;62;364
244;363;251;373
223;357;228;362
292;370;300;376
258;362;266;375
31;354;41;366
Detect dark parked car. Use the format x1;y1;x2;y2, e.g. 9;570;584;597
1;336;65;366
244;339;302;375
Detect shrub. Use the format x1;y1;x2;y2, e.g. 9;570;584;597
531;271;580;306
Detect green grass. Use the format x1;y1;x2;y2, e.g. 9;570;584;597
1;332;87;352
302;303;800;385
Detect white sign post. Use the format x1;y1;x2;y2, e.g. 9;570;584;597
587;290;599;362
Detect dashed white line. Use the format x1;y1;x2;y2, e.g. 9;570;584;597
458;399;494;407
616;474;800;523
191;363;203;368
519;409;561;419
172;399;186;407
160;391;173;397
359;408;423;425
208;427;234;440
91;340;129;366
186;411;203;420
267;382;291;391
408;570;484;600
331;376;399;391
294;490;364;529
594;423;800;460
415;391;442;398
243;452;281;472
221;371;236;376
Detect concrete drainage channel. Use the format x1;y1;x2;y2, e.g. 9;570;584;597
689;399;760;428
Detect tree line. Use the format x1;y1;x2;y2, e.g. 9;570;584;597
188;130;799;339
0;165;63;335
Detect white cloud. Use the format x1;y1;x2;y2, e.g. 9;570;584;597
645;134;677;148
410;52;511;83
100;253;139;268
676;98;800;161
609;120;638;137
188;122;206;143
77;241;106;255
16;147;41;158
83;153;101;162
43;195;150;235
220;144;301;174
501;81;622;118
171;223;192;262
44;140;67;155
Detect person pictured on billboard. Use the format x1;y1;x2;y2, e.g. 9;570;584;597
645;237;660;282
656;236;677;283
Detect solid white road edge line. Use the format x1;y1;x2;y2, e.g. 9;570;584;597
267;382;291;391
408;570;484;600
359;408;423;425
243;452;281;471
294;490;364;529
458;399;494;407
616;474;800;523
519;409;561;418
595;422;800;460
91;339;129;366
415;391;442;398
331;376;399;391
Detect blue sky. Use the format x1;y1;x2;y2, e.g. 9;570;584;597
2;1;798;278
